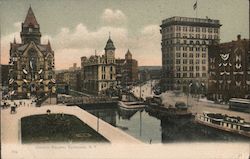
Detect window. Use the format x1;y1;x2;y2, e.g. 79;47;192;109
183;26;187;32
183;47;187;51
208;28;212;33
189;59;193;64
196;47;200;51
110;74;113;80
196;66;200;71
176;66;181;71
176;59;181;64
208;35;212;39
110;66;113;72
214;28;218;33
202;53;206;58
183;40;187;44
196;59;200;64
202;34;206;39
176;52;181;58
183;66;187;71
183;73;187;77
183;59;188;64
183;53;187;57
202;60;206;64
195;27;200;32
189;53;193;58
189;47;193;51
202;47;207;51
189;27;194;32
202;73;206;77
176;46;181;51
196;53;200;58
189;34;194;38
189;66;194;71
190;73;194;78
202;66;206;71
176;26;181;31
195;34;200;39
196;73;200;77
196;41;200;45
190;41;194;45
176;73;181;78
176;33;181;37
202;27;206;32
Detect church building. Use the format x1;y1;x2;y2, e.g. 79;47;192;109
9;6;56;99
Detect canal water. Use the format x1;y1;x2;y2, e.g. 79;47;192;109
80;105;250;144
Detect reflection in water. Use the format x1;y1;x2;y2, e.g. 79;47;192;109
81;105;250;143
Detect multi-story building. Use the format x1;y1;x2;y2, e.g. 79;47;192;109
8;7;56;99
0;64;10;96
81;36;117;95
56;64;81;93
160;16;221;92
208;35;250;102
116;49;138;87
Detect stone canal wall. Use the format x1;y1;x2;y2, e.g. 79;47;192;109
1;105;142;144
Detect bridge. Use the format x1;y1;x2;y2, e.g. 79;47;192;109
57;96;118;106
1;105;142;144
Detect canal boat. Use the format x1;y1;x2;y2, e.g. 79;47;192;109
118;94;145;109
195;112;250;138
145;96;193;119
118;101;145;109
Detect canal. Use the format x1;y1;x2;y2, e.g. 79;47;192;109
80;104;250;143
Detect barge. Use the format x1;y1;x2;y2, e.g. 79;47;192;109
145;96;193;119
195;112;250;138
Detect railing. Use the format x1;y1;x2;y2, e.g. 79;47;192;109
57;96;118;105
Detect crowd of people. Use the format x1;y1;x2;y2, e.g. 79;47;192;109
1;99;37;114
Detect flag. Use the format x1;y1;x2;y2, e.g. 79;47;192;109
193;1;197;10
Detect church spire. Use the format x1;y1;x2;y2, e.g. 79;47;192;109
23;6;39;27
21;6;41;44
47;40;52;51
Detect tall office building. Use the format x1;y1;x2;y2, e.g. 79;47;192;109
160;16;221;92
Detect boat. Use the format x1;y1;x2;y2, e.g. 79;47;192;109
195;112;250;138
145;96;193;119
118;101;145;109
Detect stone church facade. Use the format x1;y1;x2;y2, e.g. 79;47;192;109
9;7;56;99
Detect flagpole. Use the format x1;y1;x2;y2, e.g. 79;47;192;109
196;0;198;18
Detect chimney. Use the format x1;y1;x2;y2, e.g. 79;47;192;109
237;34;241;41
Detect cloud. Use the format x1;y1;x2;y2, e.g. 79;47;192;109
101;9;127;26
1;20;161;69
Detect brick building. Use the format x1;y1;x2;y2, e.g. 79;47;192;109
207;35;250;101
116;49;138;87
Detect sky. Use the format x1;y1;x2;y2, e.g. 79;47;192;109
0;0;249;70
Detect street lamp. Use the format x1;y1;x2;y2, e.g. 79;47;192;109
187;82;192;107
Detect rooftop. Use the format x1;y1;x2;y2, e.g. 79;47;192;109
161;16;221;28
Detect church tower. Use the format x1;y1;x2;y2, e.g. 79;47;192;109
9;6;56;99
20;6;41;44
104;34;115;63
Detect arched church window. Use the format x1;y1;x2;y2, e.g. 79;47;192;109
29;49;38;80
22;83;27;92
13;82;18;91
